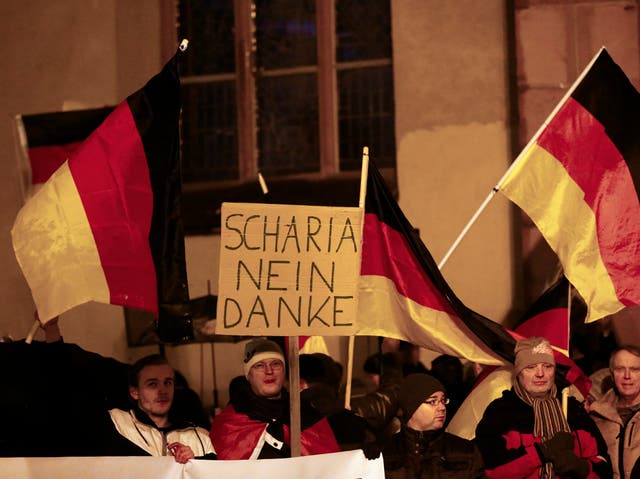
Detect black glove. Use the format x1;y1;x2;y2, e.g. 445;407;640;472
362;442;381;460
553;453;590;479
537;431;574;462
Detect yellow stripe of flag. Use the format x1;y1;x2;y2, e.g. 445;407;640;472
12;161;110;320
501;144;623;321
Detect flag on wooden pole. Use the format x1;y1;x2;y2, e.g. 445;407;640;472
500;48;640;322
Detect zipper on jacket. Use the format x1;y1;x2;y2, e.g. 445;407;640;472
162;431;168;456
619;424;626;478
193;426;205;456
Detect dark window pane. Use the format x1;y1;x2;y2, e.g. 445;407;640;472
336;0;391;62
178;0;235;75
257;74;319;176
181;81;238;182
338;65;395;170
255;0;317;69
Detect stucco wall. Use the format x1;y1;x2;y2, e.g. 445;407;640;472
392;0;517;325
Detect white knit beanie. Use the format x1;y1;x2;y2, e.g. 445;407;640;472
243;338;285;377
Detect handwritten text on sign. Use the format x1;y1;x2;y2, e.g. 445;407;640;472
217;203;362;336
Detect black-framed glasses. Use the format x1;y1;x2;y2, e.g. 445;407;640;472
424;397;449;407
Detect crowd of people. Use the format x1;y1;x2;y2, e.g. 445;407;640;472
5;316;640;479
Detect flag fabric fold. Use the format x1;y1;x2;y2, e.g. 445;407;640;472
284;336;330;356
357;162;516;366
500;48;640;322
12;52;189;322
15;107;114;199
513;276;570;354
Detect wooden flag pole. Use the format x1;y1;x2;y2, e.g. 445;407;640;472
567;280;572;350
345;146;370;409
288;337;301;457
25;319;40;344
438;48;605;271
258;172;269;197
562;280;572;419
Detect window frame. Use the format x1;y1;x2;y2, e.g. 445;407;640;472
163;0;397;233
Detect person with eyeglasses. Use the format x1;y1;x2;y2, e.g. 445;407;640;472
210;338;345;459
380;373;486;478
590;345;640;479
475;337;611;479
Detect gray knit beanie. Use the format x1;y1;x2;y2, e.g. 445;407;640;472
513;337;555;376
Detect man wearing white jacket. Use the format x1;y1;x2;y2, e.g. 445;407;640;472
109;354;216;463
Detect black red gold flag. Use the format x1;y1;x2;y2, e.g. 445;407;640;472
501;49;640;322
12;52;189;323
357;162;516;365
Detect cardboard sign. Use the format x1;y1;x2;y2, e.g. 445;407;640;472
217;203;362;336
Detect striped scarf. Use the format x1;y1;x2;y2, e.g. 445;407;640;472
513;380;571;478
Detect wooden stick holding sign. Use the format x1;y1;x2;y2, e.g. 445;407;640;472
256;171;301;457
288;337;301;457
345;146;369;409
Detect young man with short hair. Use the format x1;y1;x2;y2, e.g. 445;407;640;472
108;354;216;463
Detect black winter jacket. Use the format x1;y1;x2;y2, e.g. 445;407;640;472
383;426;486;479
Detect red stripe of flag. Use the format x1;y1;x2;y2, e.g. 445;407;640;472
68;102;156;313
538;98;640;305
361;213;456;315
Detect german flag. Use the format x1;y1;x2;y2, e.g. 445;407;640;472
11;51;189;323
357;162;516;365
500;48;640;322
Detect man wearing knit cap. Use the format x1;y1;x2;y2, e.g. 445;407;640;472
475;337;612;479
242;337;287;399
210;338;347;459
381;373;485;478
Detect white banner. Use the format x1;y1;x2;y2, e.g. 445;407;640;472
0;450;384;479
217;202;363;336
